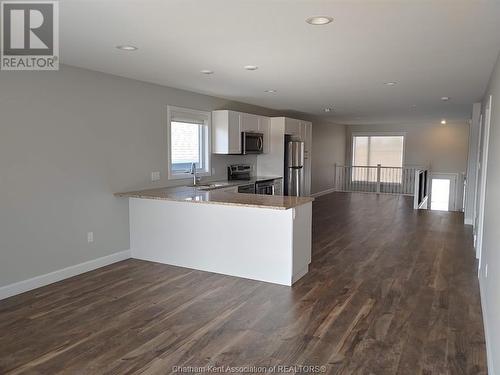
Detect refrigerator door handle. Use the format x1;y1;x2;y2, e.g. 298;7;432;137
295;168;301;197
287;167;303;197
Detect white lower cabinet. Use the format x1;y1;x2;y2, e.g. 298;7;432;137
129;197;312;286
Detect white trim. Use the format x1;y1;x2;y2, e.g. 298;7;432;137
464;103;482;226
351;131;407;137
0;249;131;300
474;112;484;231
166;105;212;180
480;278;495;375
477;95;492;266
417;195;429;210
311;188;336;197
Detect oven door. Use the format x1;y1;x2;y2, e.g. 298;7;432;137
256;182;275;195
237;184;255;194
242;132;264;154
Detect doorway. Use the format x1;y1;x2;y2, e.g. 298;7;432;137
430;173;457;211
431;179;451;211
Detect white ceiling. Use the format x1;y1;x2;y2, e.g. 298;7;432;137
60;0;500;124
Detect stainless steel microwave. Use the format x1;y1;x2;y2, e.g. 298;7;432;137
241;132;264;154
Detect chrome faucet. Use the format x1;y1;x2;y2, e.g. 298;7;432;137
190;162;200;186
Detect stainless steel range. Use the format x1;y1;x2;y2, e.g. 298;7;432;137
228;164;280;195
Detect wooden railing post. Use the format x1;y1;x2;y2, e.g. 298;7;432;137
376;164;381;193
333;163;337;191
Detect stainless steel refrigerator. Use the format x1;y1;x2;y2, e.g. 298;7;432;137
284;136;304;196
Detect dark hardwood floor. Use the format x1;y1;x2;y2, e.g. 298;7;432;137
0;193;486;374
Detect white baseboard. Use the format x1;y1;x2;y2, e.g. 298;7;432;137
0;249;131;301
311;188;336;198
465;217;474;226
480;277;495;375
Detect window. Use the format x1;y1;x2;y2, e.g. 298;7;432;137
352;134;404;182
167;106;211;180
352;135;404;167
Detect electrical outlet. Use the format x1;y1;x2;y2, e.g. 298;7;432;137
151;171;160;182
87;232;94;243
485;264;488;278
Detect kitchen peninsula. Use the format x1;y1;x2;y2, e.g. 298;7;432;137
116;186;313;286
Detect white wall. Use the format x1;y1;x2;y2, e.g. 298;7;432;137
346;122;470;209
310;122;346;194
346;122;470;171
0;65;287;288
478;51;500;375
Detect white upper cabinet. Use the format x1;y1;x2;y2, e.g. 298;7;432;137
258;116;271;153
212;110;271;154
240;113;259;132
212;110;241;154
300;121;312;152
284;118;302;137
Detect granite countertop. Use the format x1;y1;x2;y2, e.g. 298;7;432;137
114;185;313;210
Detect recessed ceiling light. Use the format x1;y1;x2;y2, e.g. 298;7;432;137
200;69;214;75
441;96;450;101
265;89;277;93
244;65;258;71
324;108;332;113
116;45;138;51
441;119;447;125
306;16;333;25
384;82;397;86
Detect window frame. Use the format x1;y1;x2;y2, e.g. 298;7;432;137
350;131;406;168
167;105;212;180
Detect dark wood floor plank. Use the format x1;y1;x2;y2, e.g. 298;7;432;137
0;192;487;374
